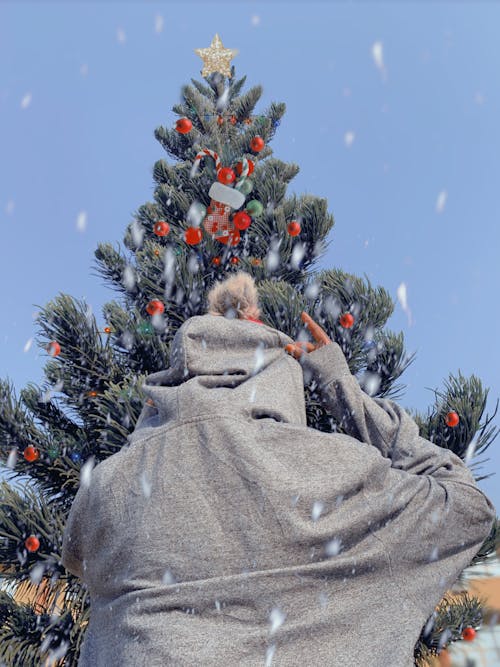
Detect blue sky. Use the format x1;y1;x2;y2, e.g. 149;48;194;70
1;2;499;516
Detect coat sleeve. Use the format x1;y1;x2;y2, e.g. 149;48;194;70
298;342;496;614
61;480;93;579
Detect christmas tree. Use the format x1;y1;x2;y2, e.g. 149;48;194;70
0;33;498;666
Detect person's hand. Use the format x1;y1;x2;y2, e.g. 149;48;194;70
284;311;332;360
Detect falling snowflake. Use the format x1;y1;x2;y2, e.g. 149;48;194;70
20;93;32;109
344;131;355;147
268;606;287;635
117;27;126;44
251;15;261;26
76;211;87;232
436;190;447;213
311;500;324;521
154;14;164;34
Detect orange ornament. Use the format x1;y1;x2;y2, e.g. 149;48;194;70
146;300;165;316
47;341;61;357
103;327;111;334
185;226;203;245
446;411;460;427
153;221;170;236
25;535;40;552
24;446;40;462
217;116;224;126
250;136;265;152
212;257;221;266
243;118;252;125
250;258;262;266
230;115;237;125
230;257;239;264
340;313;355;328
153;249;160;256
287;221;301;236
87;390;98;397
462;627;476;641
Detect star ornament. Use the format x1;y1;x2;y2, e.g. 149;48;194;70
195;34;238;79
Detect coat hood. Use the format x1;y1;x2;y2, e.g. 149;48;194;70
135;312;307;430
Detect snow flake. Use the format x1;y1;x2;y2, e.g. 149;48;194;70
268;606;287;635
311;500;324;521
20;93;32;109
154;14;164;34
435;190;447;213
117;27;126;44
344;131;355;147
251;15;261;27
371;41;387;81
76;211;87;233
325;536;343;557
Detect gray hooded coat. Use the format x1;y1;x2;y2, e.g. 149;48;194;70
61;313;496;667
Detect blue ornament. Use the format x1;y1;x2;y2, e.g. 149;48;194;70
70;452;82;463
272;119;281;127
204;114;211;121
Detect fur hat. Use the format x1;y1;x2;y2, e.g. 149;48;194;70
206;271;261;320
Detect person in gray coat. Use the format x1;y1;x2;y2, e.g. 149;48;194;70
61;271;496;667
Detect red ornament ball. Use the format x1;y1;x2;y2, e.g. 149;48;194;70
217;116;224;126
212;257;221;266
24;446;40;462
233;211;252;230
462;627;476;641
339;313;355;329
230;257;240;265
217;167;236;185
153;221;170;236
175;118;192;134
446;411;460;427
185;226;203;245
230;115;237;125
287;220;301;236
250;136;265;152
47;341;61;357
235;159;255;176
25;535;40;552
146;300;165;316
103;327;112;334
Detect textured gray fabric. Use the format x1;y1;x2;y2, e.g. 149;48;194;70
61;313;496;666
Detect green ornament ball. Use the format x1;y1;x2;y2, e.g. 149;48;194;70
238;179;254;195
245;200;264;217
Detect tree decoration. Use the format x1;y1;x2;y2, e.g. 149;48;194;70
245;200;263;217
103;327;112;334
46;341;61;357
191;149;247;244
339;313;354;328
153;221;170;236
233;211;251;230
146;300;165;315
25;536;40;553
175;118;193;134
236;159;254;176
287;220;301;236
194;33;238;79
446;411;460;427
24;446;39;462
217;167;236;185
185;226;203;245
250;136;265;152
230;257;239;264
211;257;221;266
461;627;476;641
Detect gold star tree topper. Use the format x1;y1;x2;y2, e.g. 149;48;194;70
194;34;238;79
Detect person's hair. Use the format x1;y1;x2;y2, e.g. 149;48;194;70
206;271;261;319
